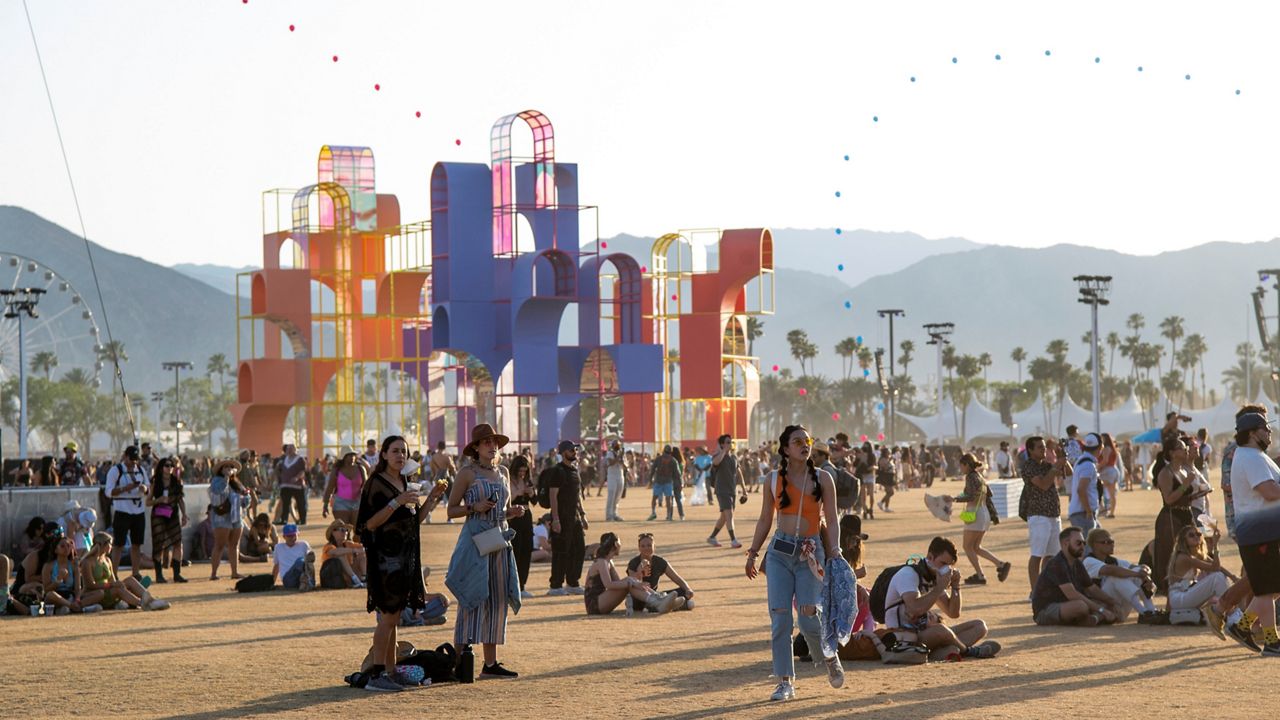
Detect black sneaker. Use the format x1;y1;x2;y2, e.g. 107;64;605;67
1227;622;1262;652
1137;611;1168;625
1262;642;1280;658
480;662;519;679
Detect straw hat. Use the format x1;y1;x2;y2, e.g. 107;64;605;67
924;493;953;522
213;458;242;476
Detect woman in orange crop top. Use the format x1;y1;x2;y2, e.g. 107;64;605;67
744;425;841;702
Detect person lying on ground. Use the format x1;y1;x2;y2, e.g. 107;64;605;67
1082;528;1162;624
1032;526;1124;626
626;532;695;610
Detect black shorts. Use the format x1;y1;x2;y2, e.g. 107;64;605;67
1239;540;1280;596
112;511;147;547
716;491;736;512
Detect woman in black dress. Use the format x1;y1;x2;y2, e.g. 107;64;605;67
356;436;444;691
507;454;536;599
147;459;187;583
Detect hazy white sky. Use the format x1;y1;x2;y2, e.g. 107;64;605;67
3;1;1280;266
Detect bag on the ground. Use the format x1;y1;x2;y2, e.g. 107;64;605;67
536;466;555;509
869;562;932;624
399;642;460;683
235;574;275;593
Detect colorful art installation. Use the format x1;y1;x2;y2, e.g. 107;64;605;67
234;110;768;454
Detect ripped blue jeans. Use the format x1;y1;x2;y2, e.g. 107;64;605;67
765;531;824;678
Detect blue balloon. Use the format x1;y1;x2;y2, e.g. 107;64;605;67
844;301;852;309
835;228;843;235
995;54;1001;60
855;336;862;344
1185;74;1191;80
1138;66;1144;72
835;191;842;198
843;154;850;161
910;76;916;82
837;264;844;271
1045;50;1051;56
863;369;870;377
876;403;885;411
1095;57;1101;63
1237;89;1242;95
872;115;879;122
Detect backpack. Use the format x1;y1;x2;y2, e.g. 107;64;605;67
869;562;933;625
400;643;460;683
536;466;555;509
833;467;857;502
235;574;275;593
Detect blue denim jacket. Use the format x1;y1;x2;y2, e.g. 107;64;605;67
821;555;857;658
445;516;522;614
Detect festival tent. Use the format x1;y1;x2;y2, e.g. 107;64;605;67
1057;393;1098;433
960;395;1014;444
1011;391;1055;437
896;397;962;443
1100;391;1150;438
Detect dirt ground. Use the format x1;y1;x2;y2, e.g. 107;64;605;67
3;476;1265;719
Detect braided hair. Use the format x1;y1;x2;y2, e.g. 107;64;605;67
776;425;822;509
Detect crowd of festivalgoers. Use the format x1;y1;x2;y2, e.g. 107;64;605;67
6;404;1279;695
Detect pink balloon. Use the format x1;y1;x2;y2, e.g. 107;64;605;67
877;433;885;441
601;241;608;249
332;55;339;62
374;83;381;91
860;434;868;442
641;265;648;273
671;294;678;301
798;388;808;396
832;413;841;421
771;364;779;372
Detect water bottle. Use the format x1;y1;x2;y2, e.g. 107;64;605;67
458;643;475;684
625;594;634;617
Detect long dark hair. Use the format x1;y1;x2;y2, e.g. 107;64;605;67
777;425;821;509
1152;434;1189;481
509;454;532;496
595;532;619;559
151;459;181;497
370;435;408;481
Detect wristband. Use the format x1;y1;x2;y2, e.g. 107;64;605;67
387;499;399;510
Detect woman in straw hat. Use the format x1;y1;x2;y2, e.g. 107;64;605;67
208;458;247;581
446;423;525;680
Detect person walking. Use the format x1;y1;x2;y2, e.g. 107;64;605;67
274;444;308;525
707;435;744;548
446;424;524;679
323;451;366;527
356;436;444;691
603;441;627;521
1067;433;1103;534
744;425;843;702
547;440;587;596
945;453;1012;585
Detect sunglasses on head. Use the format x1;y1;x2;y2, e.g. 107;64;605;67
638;533;654;540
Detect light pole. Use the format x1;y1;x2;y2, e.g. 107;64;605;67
1;288;46;458
1074;275;1112;434
150;391;165;449
878;309;905;445
923;322;954;445
162;361;193;456
1257;269;1280;410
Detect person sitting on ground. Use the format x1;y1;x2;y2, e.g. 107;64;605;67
882;536;1001;660
1082;528;1163;624
1167;524;1239;616
17;515;46;560
272;523;314;590
41;533;103;614
626;532;695;610
399;567;450;627
190;504;215;562
80;532;169;611
9;521;66;615
584;532;684;615
1032;526;1124;626
531;513;553;563
240;513;278;563
320;520;367;589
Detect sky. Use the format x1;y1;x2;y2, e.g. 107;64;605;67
3;1;1280;267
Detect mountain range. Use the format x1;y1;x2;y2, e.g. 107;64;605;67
1;205;1273;406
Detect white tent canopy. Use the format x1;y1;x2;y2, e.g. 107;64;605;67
897;398;962;443
961;395;1013;442
1100;391;1150;438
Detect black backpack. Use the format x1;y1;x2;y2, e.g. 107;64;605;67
400;643;460;683
869;562;933;624
235;574;275;593
536;466;555;509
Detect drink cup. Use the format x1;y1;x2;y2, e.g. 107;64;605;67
30;603;40;617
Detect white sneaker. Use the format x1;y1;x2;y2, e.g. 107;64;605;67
825;656;845;689
566;586;586;595
147;599;171;611
520;590;534;599
730;540;743;549
546;588;569;596
770;681;796;701
351;577;366;589
706;537;722;547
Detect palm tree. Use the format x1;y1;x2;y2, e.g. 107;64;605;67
1159;316;1185;376
941;345;958;384
745;317;765;357
30;351;58;381
1223;342;1267;402
1161;370;1185;408
898;340;915;378
1010;347;1027;383
1127;313;1145;340
835;338;858;380
207;353;231;395
1181;333;1208;406
978;352;992;403
856;346;873;379
61;367;94;387
786;329;811;376
1105;332;1121;378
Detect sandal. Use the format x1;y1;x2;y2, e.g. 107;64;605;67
997;561;1012;582
963;574;987;585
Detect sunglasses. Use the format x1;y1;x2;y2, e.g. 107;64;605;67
790;436;814;447
637;533;654;540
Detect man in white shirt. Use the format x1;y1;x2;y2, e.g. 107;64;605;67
883;536;999;660
1068;433;1102;534
1224;412;1280;656
994;442;1013;478
273;523;313;589
603;441;626;522
105;445;150;580
1082;529;1160;623
360;439;380;469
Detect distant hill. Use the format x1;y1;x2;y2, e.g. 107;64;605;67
172;263;255;298
0;206;236;392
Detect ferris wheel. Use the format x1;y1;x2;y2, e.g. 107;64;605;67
0;254;103;388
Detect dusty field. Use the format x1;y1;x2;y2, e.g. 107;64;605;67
4;477;1263;719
